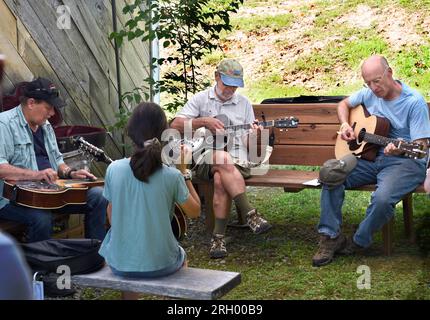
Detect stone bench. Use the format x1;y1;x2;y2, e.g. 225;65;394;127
72;265;241;300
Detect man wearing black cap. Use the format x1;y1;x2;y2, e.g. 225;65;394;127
0;77;107;242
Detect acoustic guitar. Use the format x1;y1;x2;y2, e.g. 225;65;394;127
335;105;427;161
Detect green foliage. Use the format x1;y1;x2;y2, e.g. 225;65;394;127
110;0;243;113
108;86;150;132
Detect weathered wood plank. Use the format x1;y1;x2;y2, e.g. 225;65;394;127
101;0;151;92
26;0;128;138
72;265;241;300
16;20;87;126
5;0;123;162
0;0;17;49
0;32;33;83
75;0;148;107
62;0;117;88
5;0;93;122
20;0;122;157
2;72;15;93
107;0;151;68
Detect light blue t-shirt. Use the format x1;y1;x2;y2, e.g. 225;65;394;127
348;82;430;142
0;105;64;210
99;159;189;272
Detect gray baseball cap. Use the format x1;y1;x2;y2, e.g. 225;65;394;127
319;154;358;188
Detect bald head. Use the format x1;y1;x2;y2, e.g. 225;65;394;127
360;55;401;99
361;55;389;75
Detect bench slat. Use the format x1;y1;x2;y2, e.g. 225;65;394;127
72;265;241;300
273;124;338;145
270;145;335;166
253;103;339;123
246;169;426;193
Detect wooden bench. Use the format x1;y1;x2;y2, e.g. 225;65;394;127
199;102;429;256
72;265;241;300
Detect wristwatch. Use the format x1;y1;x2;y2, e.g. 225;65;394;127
182;169;192;181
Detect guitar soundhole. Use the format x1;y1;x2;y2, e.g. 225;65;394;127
347;140;360;151
357;128;366;143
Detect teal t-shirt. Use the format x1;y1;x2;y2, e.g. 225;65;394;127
99;159;189;272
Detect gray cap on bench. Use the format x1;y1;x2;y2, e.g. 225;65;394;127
319;154;358;188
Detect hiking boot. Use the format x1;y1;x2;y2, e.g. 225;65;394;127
338;237;366;255
246;209;272;234
312;234;347;267
210;234;227;259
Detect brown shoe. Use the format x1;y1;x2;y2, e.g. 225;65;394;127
209;234;227;259
338;237;366;255
312;234;347;267
246;209;272;234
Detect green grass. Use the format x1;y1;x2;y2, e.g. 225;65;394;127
392;45;430;99
242;0;287;8
399;0;430;11
183;189;430;300
79;187;430;300
231;13;295;32
240;78;312;103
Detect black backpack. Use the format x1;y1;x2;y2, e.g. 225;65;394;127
20;239;105;297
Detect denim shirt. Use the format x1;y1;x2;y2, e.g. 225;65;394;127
0;105;64;209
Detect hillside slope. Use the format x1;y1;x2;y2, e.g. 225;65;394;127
197;0;430;103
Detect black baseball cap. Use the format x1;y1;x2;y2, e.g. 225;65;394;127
23;77;66;109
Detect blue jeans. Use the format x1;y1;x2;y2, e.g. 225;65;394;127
0;187;107;242
318;155;426;248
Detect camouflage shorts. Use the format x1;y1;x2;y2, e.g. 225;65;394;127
193;163;251;181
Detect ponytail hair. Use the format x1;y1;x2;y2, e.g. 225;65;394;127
127;102;168;182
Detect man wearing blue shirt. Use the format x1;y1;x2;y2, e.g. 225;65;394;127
313;55;430;267
0;78;107;242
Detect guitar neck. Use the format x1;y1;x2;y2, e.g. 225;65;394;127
362;132;398;147
225;120;274;132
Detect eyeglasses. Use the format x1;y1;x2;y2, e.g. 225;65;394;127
363;67;388;88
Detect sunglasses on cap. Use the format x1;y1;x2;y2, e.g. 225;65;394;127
31;87;60;97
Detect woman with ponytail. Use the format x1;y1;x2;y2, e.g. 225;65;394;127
99;102;200;299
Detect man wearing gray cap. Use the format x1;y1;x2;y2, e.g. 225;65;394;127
313;55;430;267
171;58;272;259
0;77;107;243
